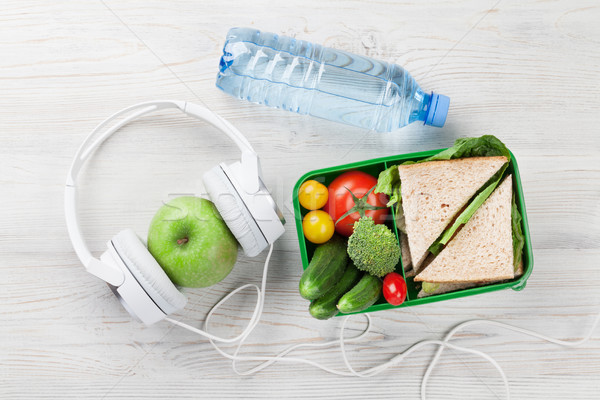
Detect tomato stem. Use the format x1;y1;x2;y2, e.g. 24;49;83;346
334;185;387;225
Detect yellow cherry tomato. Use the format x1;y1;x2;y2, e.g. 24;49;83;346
302;210;335;244
298;180;329;210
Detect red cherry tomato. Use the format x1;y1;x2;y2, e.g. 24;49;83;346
323;171;389;237
382;272;407;306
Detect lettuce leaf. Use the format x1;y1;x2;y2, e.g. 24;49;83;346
374;165;400;207
422;135;511;162
512;192;525;271
375;165;405;232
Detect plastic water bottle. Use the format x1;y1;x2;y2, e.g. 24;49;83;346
216;27;450;132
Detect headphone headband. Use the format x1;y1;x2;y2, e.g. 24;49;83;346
65;100;262;284
66;100;259;188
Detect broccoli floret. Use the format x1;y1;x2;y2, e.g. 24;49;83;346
347;217;400;277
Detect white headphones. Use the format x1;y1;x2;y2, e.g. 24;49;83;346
64;100;285;325
65;101;600;400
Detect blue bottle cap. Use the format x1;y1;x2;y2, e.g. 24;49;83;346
425;93;450;127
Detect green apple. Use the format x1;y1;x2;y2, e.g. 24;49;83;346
147;196;238;288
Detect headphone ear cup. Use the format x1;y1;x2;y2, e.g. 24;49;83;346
203;166;267;257
111;229;187;314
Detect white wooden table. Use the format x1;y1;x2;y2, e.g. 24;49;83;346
2;1;599;399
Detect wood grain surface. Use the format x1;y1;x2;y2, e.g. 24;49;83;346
1;1;599;399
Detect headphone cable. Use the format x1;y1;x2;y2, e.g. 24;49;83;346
167;246;600;400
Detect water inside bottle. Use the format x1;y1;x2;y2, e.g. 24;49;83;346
217;30;430;131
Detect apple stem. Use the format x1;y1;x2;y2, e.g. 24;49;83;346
177;237;189;245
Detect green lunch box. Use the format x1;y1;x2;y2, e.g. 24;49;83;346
292;148;533;315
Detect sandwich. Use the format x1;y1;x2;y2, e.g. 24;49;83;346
399;155;507;274
375;135;525;297
416;174;524;297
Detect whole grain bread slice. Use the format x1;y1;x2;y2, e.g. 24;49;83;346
400;232;412;272
417;259;523;298
399;156;507;271
415;176;514;283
